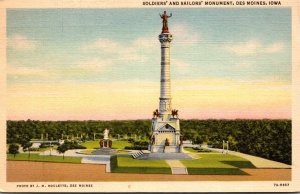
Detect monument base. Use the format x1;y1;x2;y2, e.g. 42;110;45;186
150;145;181;153
92;148;116;155
100;139;112;148
150;117;181;153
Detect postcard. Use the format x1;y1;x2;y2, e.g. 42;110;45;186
0;0;299;192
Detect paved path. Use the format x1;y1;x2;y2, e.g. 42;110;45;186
40;149;86;157
166;160;188;175
40;149;112;171
206;148;291;168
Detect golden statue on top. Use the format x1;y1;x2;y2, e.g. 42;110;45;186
160;11;172;33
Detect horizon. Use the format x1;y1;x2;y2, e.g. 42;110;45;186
7;118;292;122
7;8;291;120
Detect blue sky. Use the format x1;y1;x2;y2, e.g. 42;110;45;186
6;8;292;120
7;8;291;84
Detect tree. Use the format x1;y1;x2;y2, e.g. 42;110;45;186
9;144;19;158
22;142;33;158
57;144;68;160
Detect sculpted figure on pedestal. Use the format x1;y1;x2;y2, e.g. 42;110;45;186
160;11;172;33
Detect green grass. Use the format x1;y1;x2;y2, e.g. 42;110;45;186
111;154;254;175
112;167;171;174
187;168;248;175
7;153;82;164
111;141;132;149
111;155;171;174
181;153;255;175
81;140;100;149
182;153;255;168
117;155;170;167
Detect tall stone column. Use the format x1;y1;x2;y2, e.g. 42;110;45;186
159;33;173;117
150;11;181;153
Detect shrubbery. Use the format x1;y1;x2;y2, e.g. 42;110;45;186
124;141;148;150
39;142;52;148
62;140;87;149
110;155;118;171
8;144;19;158
192;147;211;152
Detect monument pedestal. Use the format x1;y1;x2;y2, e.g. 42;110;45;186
149;117;181;153
164;145;180;153
100;139;112;148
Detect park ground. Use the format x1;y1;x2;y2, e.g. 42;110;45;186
6;140;291;181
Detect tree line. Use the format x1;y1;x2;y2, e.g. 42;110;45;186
7;119;291;164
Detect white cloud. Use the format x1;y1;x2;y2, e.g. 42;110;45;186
265;42;284;53
133;36;159;49
83;36;156;63
225;40;262;56
234;61;254;69
173;58;191;73
7;65;51;79
83;38;119;53
7;58;111;80
225;40;284;56
8;66;40;75
8;34;39;50
75;59;112;72
171;23;201;45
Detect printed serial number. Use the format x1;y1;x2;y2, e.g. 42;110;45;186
274;183;289;187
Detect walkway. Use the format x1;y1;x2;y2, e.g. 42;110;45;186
166;160;188;175
206;148;291;168
40;149;112;171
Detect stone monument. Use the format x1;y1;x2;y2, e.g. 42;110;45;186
99;128;112;148
149;11;182;153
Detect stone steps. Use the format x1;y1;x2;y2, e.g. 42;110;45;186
131;150;144;159
166;160;188;175
171;167;188;175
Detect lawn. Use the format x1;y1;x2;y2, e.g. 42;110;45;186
7;153;82;164
81;140;100;149
111;141;132;149
181;153;256;175
111;155;171;174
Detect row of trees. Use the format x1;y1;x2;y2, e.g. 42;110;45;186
8;140;86;159
180;119;291;164
7;119;291;164
7;120;151;143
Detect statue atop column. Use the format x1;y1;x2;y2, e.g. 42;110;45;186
160;11;172;33
100;128;112;149
103;128;109;140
